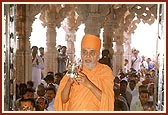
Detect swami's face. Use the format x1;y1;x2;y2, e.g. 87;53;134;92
81;48;99;70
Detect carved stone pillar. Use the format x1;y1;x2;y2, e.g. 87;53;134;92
84;5;101;35
15;5;26;84
40;5;70;75
45;24;58;75
85;15;100;35
63;5;77;62
102;6;114;69
14;5;37;84
40;6;58;75
113;37;124;75
111;5;127;75
65;32;76;62
123;31;132;69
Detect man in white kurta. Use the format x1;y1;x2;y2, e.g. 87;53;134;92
131;50;141;71
32;46;44;88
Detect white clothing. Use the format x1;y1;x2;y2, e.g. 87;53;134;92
131;55;141;71
130;96;144;111
47;99;56;111
127;87;139;98
123;64;129;74
32;55;44;88
140;60;148;70
135;81;142;90
121;77;128;82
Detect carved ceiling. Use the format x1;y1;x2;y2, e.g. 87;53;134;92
14;4;160;43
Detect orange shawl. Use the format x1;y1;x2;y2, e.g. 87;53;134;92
54;63;114;111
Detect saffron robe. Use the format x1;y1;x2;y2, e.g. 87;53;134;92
54;63;114;111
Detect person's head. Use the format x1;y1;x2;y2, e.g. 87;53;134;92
39;47;44;55
146;58;151;63
141;55;145;59
81;34;101;70
101;49;109;57
119;72;125;80
31;46;38;57
129;80;136;91
36;96;48;111
54;72;63;85
57;45;62;52
145;74;151;82
60;46;67;54
120;80;128;94
45;87;56;103
37;84;46;96
19;98;36;111
133;49;139;56
124;59;128;64
19;83;27;96
44;74;54;84
139;90;149;105
22;88;35;99
130;73;139;83
27;81;34;89
114;77;120;84
130;68;136;73
139;85;147;93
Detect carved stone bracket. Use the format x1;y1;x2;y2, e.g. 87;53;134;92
39;4;71;28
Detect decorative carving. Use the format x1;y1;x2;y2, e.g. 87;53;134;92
131;4;146;15
75;4;89;23
124;4;157;34
63;5;77;62
149;4;157;19
99;4;111;17
129;4;157;22
40;4;71;28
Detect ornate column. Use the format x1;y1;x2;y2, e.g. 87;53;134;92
15;4;26;84
14;4;39;84
62;5;77;62
102;5;114;69
84;5;101;35
40;4;70;75
76;4;108;36
84;5;112;36
111;5;127;75
113;36;124;75
123;31;132;69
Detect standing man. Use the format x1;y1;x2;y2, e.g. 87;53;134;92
39;47;44;62
131;49;141;72
123;59;129;74
32;46;44;88
54;34;114;111
39;47;45;79
58;46;68;73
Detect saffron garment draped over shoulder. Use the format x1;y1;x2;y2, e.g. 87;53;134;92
54;63;114;111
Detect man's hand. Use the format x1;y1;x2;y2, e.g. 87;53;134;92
75;71;91;87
